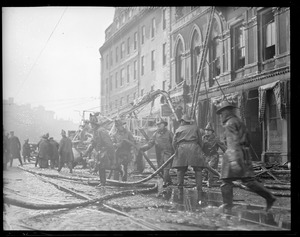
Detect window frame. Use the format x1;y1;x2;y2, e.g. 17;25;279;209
163;43;167;66
141;25;146;44
151;18;156;38
141;55;145;76
134;32;138;50
151;50;155;71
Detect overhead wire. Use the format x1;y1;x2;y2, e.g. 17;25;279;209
15;7;68;99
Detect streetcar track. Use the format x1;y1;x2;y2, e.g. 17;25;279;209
7;166;291;231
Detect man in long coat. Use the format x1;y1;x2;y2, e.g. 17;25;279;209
58;130;74;173
22;139;31;163
8;131;23;167
48;137;59;168
37;134;50;168
140;118;174;187
111;119;135;181
202;122;226;187
172;114;206;205
216;101;276;213
84;113;116;187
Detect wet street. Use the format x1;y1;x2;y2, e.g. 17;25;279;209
3;161;291;231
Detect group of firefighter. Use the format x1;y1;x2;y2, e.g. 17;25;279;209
3;129;76;174
82;100;277;214
3;100;277;214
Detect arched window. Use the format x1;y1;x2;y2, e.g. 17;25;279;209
191;30;201;86
175;39;184;84
209;19;221;86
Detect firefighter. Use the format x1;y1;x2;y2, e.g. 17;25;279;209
37;134;50;168
140;118;174;187
22;139;31;163
172;114;206;206
84;113;116;187
8;131;23;167
111;118;135;181
202;122;226;187
216;100;276;213
58;130;74;173
48;137;59;168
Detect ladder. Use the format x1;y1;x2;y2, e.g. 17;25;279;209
190;7;215;120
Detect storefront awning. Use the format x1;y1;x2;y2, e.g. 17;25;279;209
211;92;240;106
258;80;285;123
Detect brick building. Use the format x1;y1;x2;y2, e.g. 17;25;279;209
99;7;290;164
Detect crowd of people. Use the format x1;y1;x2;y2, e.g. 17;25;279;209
3;100;277;213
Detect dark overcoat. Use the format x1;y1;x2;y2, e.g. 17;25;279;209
220;114;254;179
8;136;21;158
172;124;205;168
58;136;74;163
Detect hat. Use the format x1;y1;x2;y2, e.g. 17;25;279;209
204;122;214;132
156;118;168;126
89;113;98;125
216;101;236;114
61;129;66;136
181;114;194;123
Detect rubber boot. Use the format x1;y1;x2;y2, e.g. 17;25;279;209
245;180;276;211
195;170;206;206
163;168;172;188
220;182;234;214
98;168;106;187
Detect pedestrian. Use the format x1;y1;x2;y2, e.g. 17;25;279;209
48;137;59;169
3;129;10;170
58;130;74;173
83;113;116;188
8;131;23;167
202;122;226;187
111;118;135;181
37;134;50;168
22;139;31;163
172;114;206;206
216;100;276;213
140;118;174;187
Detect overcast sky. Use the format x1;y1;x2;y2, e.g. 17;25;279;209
3;7;115;122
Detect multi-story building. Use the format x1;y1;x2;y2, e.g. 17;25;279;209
99;7;290;164
99;7;171;120
168;7;290;164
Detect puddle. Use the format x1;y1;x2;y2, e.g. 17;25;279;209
158;187;291;229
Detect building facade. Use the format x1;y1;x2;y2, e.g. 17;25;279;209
99;7;290;164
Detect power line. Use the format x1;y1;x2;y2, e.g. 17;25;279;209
15;7;68;99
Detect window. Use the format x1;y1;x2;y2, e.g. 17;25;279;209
106;54;109;69
163;43;167;65
121;42;125;59
163;9;167;30
141;26;146;44
115;46;118;63
115;72;118;89
134;32;138;50
134;60;137;79
116;20;119;29
127;95;130;103
151;85;154;91
233;24;245;70
263;10;276;60
141;89;144;96
175;7;183;21
151;50;155;71
110;50;113;66
162;80;166;90
175;40;184;84
209;20;221;86
191;30;201;86
151;18;156;38
127;37;130;54
109;75;113;91
133;92;136;100
129;9;132;18
127;65;130;83
141;56;145;75
120;68;124;86
121;14;125;24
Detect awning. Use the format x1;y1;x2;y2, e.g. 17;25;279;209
211;92;240;106
258;80;285;123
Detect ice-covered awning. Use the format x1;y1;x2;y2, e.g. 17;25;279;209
258;80;285;123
